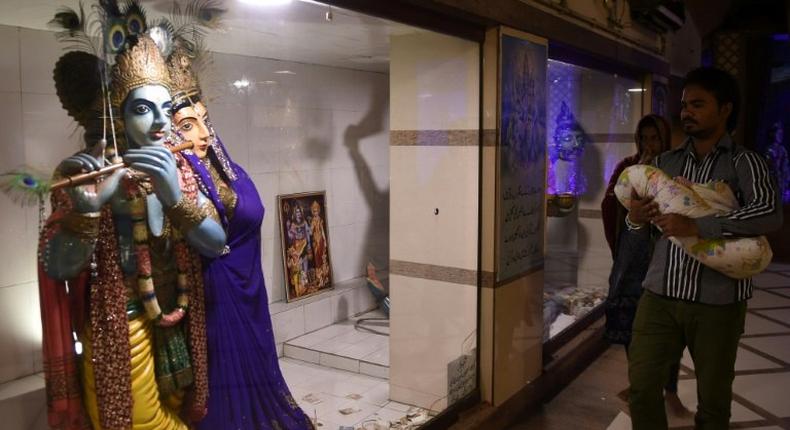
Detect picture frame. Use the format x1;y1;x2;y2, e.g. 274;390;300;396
277;191;334;302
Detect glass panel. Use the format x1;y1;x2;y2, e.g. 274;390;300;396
544;59;643;341
0;1;478;428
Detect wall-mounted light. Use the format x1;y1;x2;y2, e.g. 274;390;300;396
233;79;250;89
628;88;646;92
274;70;296;75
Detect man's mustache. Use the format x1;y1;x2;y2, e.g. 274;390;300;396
682;118;697;125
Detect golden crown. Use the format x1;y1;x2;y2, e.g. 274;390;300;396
110;35;172;108
167;47;202;109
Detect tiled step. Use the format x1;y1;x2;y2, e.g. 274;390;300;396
0;373;47;430
284;310;390;379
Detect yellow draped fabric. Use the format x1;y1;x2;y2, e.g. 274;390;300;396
81;314;188;430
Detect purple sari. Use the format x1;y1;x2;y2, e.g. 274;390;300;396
190;138;313;430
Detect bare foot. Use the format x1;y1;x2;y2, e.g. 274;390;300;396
665;391;692;418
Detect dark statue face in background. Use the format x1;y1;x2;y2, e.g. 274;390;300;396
553;125;586;162
550;101;586;162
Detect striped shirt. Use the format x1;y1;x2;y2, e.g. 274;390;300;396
635;134;783;304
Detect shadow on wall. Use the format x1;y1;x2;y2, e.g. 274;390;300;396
579;134;604;207
344;84;390;273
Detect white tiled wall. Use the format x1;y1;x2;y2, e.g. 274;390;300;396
0;25;82;385
205;51;390;304
0;24;390;384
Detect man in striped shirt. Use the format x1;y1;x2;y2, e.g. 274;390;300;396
625;67;783;429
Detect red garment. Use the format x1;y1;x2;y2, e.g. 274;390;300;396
37;207;90;430
601;154;640;256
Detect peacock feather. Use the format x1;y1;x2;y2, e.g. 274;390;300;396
169;0;225;44
0;168;51;207
49;2;99;55
122;0;147;36
147;22;175;57
96;0;127;55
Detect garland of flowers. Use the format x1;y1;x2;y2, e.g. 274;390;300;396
124;174;190;323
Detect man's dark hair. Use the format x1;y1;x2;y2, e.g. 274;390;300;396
683;67;740;132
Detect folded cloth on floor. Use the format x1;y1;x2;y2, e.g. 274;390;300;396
614;164;772;279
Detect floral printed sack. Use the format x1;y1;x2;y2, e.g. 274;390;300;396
614;164;772;279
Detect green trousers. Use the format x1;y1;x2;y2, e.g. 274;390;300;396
628;291;746;430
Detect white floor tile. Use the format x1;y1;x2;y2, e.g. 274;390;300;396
734;427;783;430
313;340;357;355
311;393;382;427
671;379;762;426
681;347;783;372
284;344;321;364
745;314;790;335
320;353;360;373
605;412;632;430
748;290;790;309
753;273;790;288
361;406;411;425
0;373;44;402
767;262;790;272
741;336;790;363
384;401;413;412
360;362;389;379
310;375;381;400
288;328;338;348
362;346;390;367
754;309;790;326
733;372;790;418
360;382;390;407
343;339;385;360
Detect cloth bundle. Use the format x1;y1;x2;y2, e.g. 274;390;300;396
614;165;772;279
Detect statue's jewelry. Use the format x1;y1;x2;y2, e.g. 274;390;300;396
59;211;101;239
110;36;172;109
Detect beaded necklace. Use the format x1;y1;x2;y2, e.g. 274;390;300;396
124;161;195;323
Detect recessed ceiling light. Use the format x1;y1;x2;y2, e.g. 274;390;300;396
239;0;292;6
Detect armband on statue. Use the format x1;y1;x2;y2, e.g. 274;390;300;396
59;211;101;240
165;195;209;233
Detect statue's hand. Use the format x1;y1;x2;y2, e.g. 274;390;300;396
124;146;181;207
56;140;125;213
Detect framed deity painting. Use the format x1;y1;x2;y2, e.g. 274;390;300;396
277;191;333;302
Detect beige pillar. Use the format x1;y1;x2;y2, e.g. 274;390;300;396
388;30;480;412
480;27;547;406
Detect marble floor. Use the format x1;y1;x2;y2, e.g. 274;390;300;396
284;309;390;379
0;349;423;430
281;357;428;429
511;262;790;430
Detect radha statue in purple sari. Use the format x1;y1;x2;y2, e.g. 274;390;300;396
166;48;314;429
